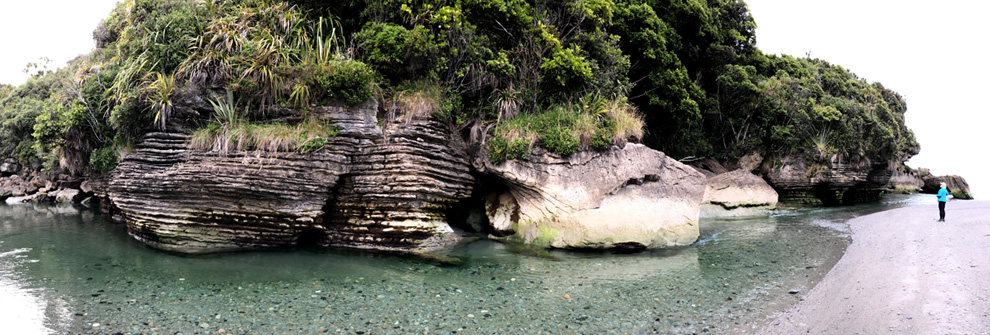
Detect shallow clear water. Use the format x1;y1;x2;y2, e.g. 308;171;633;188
0;195;929;335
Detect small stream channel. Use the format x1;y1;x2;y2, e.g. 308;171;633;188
0;194;929;334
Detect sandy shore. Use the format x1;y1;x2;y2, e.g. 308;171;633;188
760;200;990;335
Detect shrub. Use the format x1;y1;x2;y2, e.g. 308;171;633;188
90;145;119;176
488;136;509;164
314;60;376;107
487;97;643;161
541;125;579;156
300;137;328;153
353;22;436;80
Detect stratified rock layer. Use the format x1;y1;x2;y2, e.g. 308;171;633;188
761;155;892;205
887;166;925;193
108;104;474;253
475;143;706;249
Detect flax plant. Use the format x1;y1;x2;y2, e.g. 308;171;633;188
146;72;174;131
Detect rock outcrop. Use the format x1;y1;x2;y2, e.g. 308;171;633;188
1;166;91;205
108;102;475;253
921;174;972;199
887;166;925;193
473;143;706;249
760;155;893;205
685;157;729;179
1;158;20;176
700;169;778;218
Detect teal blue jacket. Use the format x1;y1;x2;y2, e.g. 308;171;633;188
937;187;950;202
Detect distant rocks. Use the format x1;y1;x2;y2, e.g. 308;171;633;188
921;174;972;199
473;143;706;249
0;167;93;205
884;165;973;199
886;166;925;193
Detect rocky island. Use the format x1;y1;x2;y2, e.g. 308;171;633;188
0;0;969;255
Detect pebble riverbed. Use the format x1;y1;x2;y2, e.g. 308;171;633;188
0;195;928;335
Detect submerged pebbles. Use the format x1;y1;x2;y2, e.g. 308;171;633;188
0;195;927;334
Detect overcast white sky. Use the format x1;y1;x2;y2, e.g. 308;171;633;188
0;0;120;86
746;0;988;198
0;0;985;197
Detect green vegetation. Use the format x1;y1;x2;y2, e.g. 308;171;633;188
489;96;643;163
0;0;918;178
190;92;338;154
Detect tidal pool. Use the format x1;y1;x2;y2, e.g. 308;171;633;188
0;195;929;334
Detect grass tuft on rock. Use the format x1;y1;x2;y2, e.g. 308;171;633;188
489;96;643;164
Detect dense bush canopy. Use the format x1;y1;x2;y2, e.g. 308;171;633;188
0;0;918;176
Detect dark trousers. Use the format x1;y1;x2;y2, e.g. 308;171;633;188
939;201;946;220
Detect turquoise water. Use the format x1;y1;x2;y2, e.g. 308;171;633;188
0;195;929;334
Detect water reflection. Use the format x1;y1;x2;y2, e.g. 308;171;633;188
0;195;927;334
0;247;73;334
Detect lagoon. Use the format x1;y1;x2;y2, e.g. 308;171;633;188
0;195;929;334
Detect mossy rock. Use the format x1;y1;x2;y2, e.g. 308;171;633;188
951;190;973;200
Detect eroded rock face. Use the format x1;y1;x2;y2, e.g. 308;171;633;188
686;158;729;179
1;158;19;176
761;155;892;205
474;143;706;249
108;103;474;253
887;166;925;193
921;175;972;199
324;113;475;251
700;169;777;218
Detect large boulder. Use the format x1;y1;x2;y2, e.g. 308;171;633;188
474;143;706;249
109;101;474;254
53;188;82;203
921;175;972;199
700;169;778;218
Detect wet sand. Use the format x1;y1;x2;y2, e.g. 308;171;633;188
760;200;990;334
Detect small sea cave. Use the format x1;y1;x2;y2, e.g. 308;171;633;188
443;174;517;238
812;183;843;206
296;226;328;249
843;182;885;204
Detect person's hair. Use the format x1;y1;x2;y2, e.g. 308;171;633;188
940;182;947;186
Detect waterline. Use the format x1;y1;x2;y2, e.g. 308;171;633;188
0;195;927;334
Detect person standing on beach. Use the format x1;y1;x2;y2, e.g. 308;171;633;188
937;182;949;222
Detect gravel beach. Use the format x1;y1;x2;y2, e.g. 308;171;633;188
760;200;990;334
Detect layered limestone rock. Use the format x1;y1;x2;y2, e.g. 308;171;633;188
324;112;474;250
921;174;972;199
700;169;778;218
474;143;706;249
887;166;925;193
761;155;893;205
108;102;474;253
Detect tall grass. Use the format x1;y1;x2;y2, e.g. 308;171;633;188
388;82;444;123
191;117;337;154
191;91;337;154
488;96;644;163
